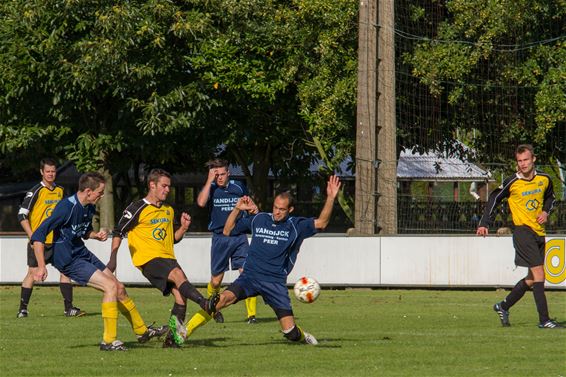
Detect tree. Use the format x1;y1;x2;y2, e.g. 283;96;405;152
180;0;358;209
0;0;216;227
403;0;566;164
1;0;360;220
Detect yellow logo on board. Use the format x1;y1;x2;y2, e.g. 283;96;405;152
545;238;566;284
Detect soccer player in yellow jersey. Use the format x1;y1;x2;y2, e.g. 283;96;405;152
110;168;216;348
17;158;84;318
477;144;562;329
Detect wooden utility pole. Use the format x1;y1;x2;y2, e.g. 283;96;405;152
354;0;397;234
376;0;397;234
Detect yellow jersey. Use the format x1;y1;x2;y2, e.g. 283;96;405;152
18;182;64;243
114;199;177;267
480;171;555;236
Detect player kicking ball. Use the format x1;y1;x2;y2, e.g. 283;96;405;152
170;175;341;346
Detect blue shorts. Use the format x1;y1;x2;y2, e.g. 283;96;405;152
227;274;292;311
210;233;249;275
57;247;106;285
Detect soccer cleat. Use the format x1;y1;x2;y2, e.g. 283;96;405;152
247;315;257;324
538;320;564;329
168;315;187;346
214;311;225;323
162;330;181;349
137;323;168;343
99;340;127;351
17;309;28;318
64;307;86;317
203;293;219;316
303;331;318;345
493;302;510;327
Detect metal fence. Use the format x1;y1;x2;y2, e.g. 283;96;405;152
1;195;564;234
397;197;566;234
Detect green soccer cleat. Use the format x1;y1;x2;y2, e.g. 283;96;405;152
168;315;187;346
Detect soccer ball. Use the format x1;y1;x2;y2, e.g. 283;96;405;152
293;277;321;303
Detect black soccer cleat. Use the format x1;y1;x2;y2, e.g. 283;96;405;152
17;309;28;318
538;319;564;329
203;293;219;316
493;302;510;327
213;311;225;323
100;340;127;351
64;307;86;317
137;323;168;343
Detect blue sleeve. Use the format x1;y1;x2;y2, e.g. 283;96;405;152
30;201;68;243
231;214;254;235
82;206;94;239
295;217;317;240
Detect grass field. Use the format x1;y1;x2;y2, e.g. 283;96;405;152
1;285;565;377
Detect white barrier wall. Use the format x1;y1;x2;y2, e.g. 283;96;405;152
1;235;565;289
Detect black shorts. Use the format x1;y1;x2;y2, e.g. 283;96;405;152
512;226;546;267
27;243;54;267
141;258;181;296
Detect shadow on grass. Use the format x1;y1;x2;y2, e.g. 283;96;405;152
218;316;279;324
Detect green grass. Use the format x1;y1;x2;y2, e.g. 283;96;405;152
1;286;565;377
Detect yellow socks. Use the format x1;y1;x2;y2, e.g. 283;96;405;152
245;296;257;318
101;301;119;344
207;282;220;298
118;297;147;336
186;310;212;337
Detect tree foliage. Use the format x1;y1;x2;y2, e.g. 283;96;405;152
404;0;566;164
1;0;358;216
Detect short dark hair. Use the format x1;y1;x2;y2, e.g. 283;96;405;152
206;158;229;169
515;144;535;156
147;168;171;188
275;190;295;208
40;158;57;170
78;172;105;191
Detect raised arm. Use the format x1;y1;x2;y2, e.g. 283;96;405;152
196;168;217;207
224;196;256;236
314;175;341;230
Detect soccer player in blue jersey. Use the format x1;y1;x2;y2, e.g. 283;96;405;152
172;175;341;346
31;172;167;351
193;159;258;324
477;144;562;329
17;158;84;318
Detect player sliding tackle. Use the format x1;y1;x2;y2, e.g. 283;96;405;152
170;175;341;346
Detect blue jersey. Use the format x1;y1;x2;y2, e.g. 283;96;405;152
232;212;317;283
207;180;247;233
30;194;96;269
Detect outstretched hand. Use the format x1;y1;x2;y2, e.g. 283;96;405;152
236;196;257;212
326;175;341;199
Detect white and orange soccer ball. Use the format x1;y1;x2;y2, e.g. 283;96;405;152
293;277;321;303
